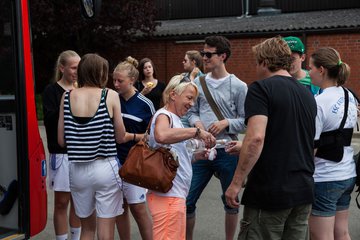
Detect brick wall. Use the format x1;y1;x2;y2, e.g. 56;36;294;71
119;33;360;96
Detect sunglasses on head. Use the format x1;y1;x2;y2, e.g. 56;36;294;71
179;76;191;84
200;50;221;58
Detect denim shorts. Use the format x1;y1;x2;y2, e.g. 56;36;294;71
311;177;356;217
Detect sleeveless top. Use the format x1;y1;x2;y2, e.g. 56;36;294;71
64;89;117;162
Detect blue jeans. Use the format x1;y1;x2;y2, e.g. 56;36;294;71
186;149;239;217
311;177;356;217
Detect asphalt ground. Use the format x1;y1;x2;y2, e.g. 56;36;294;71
32;125;360;239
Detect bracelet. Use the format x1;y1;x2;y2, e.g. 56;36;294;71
194;127;201;138
133;133;136;142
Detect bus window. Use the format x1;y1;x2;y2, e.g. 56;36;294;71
0;1;16;97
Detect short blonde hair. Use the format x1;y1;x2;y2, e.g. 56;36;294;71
162;75;199;105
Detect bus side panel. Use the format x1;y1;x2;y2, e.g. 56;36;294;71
21;0;47;236
29;143;47;237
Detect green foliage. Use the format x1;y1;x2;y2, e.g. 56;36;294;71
35;94;43;121
29;0;159;93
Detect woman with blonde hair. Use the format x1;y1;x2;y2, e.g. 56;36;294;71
42;50;81;240
147;74;216;239
309;47;357;240
113;56;154;240
58;53;126;240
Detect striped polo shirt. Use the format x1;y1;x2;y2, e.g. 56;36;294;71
63;89;117;162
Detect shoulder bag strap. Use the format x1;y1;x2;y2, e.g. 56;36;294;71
200;76;224;121
199;76;238;140
339;87;349;130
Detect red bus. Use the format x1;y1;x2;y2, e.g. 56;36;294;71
0;1;100;239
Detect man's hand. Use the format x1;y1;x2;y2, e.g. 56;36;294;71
225;183;241;208
225;141;242;155
208;119;229;136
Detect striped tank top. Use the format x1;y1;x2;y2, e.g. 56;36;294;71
64;89;117;162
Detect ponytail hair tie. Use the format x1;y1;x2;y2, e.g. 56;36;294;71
338;60;343;66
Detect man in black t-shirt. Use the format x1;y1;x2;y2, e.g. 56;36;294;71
225;37;317;240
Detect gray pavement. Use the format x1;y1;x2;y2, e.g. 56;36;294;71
32;125;360;239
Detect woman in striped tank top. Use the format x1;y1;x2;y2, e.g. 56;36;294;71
58;53;126;240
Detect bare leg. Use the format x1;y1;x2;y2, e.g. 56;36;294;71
54;191;71;236
309;215;335;240
116;201;131;240
225;213;238;240
69;196;81;227
97;216;116;240
129;203;153;240
79;212;96;240
186;216;195;240
334;210;351;240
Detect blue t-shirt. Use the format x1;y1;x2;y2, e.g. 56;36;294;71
116;92;155;164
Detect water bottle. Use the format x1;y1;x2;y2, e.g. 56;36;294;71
186;139;206;153
215;139;231;148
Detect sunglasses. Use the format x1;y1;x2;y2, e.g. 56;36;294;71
179;76;191;84
200;50;221;58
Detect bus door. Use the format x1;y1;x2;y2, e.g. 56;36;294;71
0;0;46;239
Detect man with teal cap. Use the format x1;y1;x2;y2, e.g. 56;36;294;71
284;36;321;96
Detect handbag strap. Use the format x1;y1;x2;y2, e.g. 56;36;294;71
143;111;173;144
199;76;238;140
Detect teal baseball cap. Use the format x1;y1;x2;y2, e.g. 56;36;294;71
283;36;305;54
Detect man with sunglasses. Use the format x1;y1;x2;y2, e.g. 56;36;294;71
186;35;247;240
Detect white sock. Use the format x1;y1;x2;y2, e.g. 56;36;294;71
70;227;81;240
56;234;68;240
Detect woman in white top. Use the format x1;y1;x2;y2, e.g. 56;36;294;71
308;47;357;240
147;74;216;240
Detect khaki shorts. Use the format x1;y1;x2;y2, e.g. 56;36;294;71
238;204;311;240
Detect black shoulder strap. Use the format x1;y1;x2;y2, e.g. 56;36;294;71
339;87;349;130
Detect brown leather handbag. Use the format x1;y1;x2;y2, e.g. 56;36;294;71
119;118;179;193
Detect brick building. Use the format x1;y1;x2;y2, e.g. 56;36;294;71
120;7;360;95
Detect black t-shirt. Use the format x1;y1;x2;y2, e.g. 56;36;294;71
241;75;317;210
42;82;67;153
136;80;166;110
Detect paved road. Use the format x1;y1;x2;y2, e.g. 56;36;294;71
32;126;360;239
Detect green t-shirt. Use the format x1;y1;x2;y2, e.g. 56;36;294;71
298;70;321;96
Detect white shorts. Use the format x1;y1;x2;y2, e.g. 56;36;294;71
48;153;70;192
69;157;124;218
122;181;147;204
